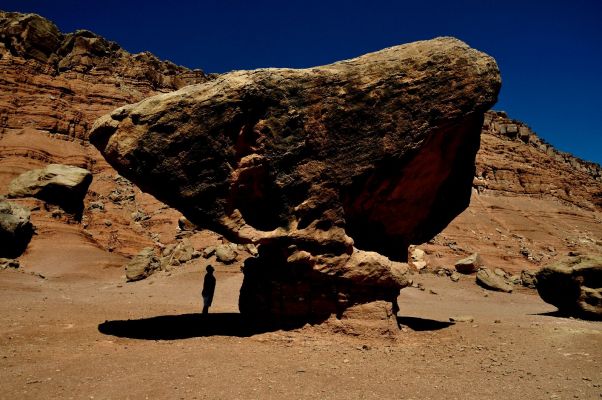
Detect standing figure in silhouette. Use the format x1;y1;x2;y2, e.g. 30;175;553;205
202;265;216;314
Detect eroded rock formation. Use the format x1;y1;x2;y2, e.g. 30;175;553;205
91;37;501;321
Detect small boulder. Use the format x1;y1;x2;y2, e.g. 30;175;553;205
125;247;160;282
215;244;237;264
449;315;474;323
409;247;428;271
8;164;92;215
536;255;602;320
202;246;216;259
450;272;460;282
178;216;196;231
476;268;513;293
455;253;483;274
0;201;34;258
520;270;537;289
161;239;195;268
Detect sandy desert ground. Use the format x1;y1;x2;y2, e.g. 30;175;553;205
1;253;600;400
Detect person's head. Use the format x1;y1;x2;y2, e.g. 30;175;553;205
206;265;214;273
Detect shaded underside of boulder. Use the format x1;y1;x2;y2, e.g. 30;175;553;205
0;200;34;258
536;255;602;320
91;37;500;322
8;164;92;216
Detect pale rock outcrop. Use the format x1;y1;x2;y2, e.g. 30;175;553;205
8;164;92;215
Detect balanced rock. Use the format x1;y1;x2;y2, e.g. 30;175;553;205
0;200;34;258
125;247;160;282
476;268;513;293
91;37;500;322
455;253;483;274
536;255;602;320
8;164;92;215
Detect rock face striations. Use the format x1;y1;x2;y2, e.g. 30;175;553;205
0;11;210;259
91;38;501;321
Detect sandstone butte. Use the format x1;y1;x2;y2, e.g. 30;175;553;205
1;11;601;320
90;36;502;320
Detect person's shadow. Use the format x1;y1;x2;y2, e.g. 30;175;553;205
98;313;309;340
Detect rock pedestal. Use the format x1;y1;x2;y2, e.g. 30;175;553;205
91;37;500;322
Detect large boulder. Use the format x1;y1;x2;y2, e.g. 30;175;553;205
91;37;500;322
0;200;34;258
536;255;602;320
8;164;92;215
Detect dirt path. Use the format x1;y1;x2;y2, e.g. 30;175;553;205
1;264;600;399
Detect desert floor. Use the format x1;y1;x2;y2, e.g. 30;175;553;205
1;258;600;400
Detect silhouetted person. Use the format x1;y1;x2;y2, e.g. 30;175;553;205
202;265;216;314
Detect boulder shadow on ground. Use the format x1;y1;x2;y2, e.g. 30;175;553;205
396;316;455;331
98;313;311;340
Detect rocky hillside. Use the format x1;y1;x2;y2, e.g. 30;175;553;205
0;11;600;278
425;111;602;273
0;11;214;271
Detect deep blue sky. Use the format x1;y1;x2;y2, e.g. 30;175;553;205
3;0;601;164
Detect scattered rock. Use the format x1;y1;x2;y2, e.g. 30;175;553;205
161;239;195;268
215;244;237;264
536;255;602;320
455;253;483;274
0;201;34;258
0;258;19;269
476;268;513;293
88;201;104;211
131;210;149;222
202;246;216;259
450;272;460;282
508;275;522;285
125;247;160;282
449;315;474;323
7;164;92;215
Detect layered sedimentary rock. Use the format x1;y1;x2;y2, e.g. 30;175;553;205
423;111;602;273
91;37;501;320
0;11;210;257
